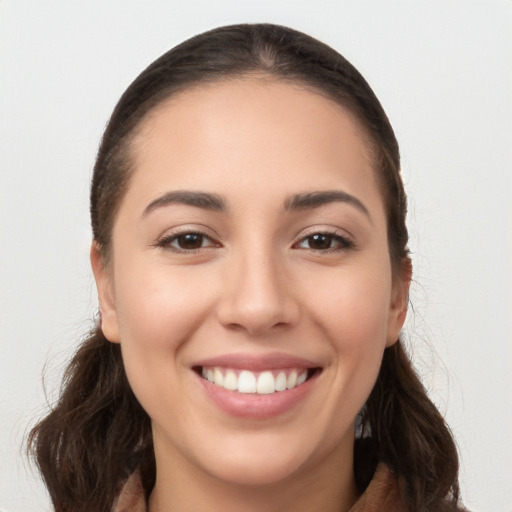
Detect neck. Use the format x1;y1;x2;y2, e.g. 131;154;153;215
148;436;358;512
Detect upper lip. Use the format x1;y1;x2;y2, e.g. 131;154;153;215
193;352;321;372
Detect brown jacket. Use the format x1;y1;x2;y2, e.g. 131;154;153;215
112;463;403;512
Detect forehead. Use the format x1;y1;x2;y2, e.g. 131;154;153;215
126;77;382;216
137;76;372;154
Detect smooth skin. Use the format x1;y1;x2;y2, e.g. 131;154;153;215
91;77;410;512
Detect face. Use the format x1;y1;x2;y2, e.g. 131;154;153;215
92;78;409;489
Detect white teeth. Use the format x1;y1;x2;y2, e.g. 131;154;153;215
224;371;238;391
213;368;224;387
238;370;257;393
296;371;307;386
275;372;287;391
286;371;297;389
256;371;275;394
201;367;312;394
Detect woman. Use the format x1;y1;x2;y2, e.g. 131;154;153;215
28;23;463;512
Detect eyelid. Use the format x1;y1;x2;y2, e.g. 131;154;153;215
292;226;356;252
153;225;222;253
295;223;355;239
152;224;355;254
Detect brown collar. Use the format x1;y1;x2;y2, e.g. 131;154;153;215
113;463;402;512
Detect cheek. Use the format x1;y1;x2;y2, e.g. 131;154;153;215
113;259;212;350
305;263;392;349
111;257;216;404
332;270;392;392
301;263;392;419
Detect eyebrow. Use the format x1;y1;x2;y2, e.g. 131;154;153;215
284;190;371;220
142;190;227;217
142;188;370;221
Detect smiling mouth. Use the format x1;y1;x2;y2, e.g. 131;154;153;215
194;366;321;395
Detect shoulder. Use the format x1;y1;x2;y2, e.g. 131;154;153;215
112;464;468;512
113;465;401;512
350;463;470;512
349;463;405;512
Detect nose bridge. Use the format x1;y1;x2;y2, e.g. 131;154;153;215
217;238;298;335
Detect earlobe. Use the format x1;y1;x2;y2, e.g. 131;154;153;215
386;257;412;347
90;242;120;343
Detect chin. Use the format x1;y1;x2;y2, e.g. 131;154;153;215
189;428;336;488
204;452;307;487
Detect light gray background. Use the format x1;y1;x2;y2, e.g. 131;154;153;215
1;1;511;511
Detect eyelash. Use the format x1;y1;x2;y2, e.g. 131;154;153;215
155;230;218;253
154;229;355;254
293;231;355;253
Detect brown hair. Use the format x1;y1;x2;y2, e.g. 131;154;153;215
28;23;461;511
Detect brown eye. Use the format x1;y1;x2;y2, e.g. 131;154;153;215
175;233;205;250
296;232;354;252
306;234;333;250
156;231;218;252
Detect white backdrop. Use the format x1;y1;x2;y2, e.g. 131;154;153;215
1;1;511;511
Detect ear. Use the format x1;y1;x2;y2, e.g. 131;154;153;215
386;257;412;347
90;242;120;343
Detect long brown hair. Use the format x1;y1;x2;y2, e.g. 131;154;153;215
28;23;461;512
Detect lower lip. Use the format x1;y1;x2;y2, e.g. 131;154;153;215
196;371;319;420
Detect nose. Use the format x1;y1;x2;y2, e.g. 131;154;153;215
216;249;300;336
